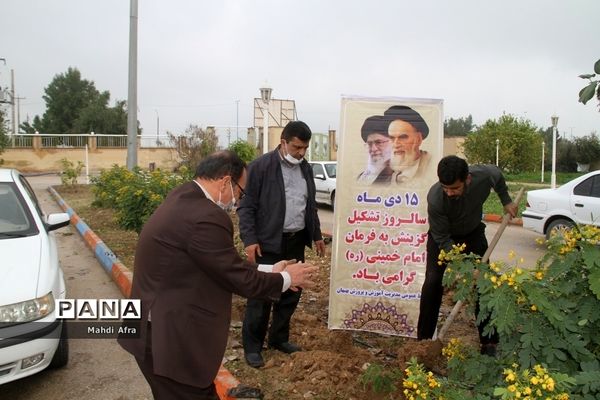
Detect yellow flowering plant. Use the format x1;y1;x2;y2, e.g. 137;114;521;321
439;224;600;398
441;337;504;396
494;363;573;400
439;243;482;308
402;358;445;400
91;165;188;232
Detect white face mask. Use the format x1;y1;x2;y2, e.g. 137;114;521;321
216;181;236;212
284;153;302;165
282;141;303;165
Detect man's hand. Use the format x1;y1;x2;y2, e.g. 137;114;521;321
245;244;262;264
314;240;326;257
273;259;297;273
504;202;518;219
285;262;318;291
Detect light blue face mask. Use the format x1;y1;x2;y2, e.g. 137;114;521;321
216;182;236;212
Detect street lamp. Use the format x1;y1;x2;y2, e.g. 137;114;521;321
541;142;545;183
551;114;559;189
495;139;499;166
235;100;240;140
259;83;272;155
155;109;160;146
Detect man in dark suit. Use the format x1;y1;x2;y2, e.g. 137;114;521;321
118;151;317;400
237;120;326;368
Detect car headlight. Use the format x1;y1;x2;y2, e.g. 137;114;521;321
0;292;55;324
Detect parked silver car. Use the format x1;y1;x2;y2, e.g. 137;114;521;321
522;170;600;239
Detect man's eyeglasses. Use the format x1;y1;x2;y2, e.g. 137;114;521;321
365;139;390;148
232;180;246;200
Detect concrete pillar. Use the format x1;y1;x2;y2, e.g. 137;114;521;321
88;131;97;151
33;131;41;150
328;129;337;161
247;127;257;147
270;127;284;152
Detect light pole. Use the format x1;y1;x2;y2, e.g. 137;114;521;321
495;139;499;166
551;114;559;189
235;100;240;140
541;141;545;183
259;84;272;155
126;0;139;170
155;109;160;146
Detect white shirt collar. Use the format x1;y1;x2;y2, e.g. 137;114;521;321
193;180;215;202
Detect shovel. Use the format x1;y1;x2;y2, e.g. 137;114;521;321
435;187;525;341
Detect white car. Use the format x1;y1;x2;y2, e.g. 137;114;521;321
0;168;71;384
522;170;600;239
310;161;336;208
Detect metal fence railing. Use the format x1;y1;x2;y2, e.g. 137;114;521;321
10;135;33;148
5;134;176;149
41;135;88;148
139;135;172;148
96;135;127;147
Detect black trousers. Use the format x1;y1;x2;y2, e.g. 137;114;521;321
135;323;219;400
417;223;499;345
242;231;306;353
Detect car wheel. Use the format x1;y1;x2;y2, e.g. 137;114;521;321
49;321;69;369
330;191;335;210
546;218;575;240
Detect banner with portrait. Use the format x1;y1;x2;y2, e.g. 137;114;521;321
328;96;443;337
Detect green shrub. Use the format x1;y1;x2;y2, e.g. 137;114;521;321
59;158;84;185
91;165;188;232
359;363;403;394
228;139;258;164
573;134;600;165
91;165;135;208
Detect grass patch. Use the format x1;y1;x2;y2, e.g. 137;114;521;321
55;184;139;270
505;171;583;184
483;172;584;216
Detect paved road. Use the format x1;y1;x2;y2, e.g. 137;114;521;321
316;204;545;267
0;175;151;400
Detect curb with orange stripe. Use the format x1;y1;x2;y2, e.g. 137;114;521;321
483;214;523;225
47;186;241;400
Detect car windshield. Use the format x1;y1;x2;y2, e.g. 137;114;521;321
325;164;336;178
0;183;37;237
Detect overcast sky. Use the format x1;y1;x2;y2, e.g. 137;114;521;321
1;0;599;143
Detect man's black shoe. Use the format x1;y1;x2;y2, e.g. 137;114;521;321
269;342;301;354
244;352;265;368
480;344;497;357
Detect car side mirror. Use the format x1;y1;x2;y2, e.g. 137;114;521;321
315;174;326;180
45;212;71;232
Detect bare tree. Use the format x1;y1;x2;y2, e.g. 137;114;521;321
169;125;219;170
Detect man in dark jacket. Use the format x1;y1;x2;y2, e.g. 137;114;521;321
237;120;326;368
417;155;517;356
118;151;317;399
